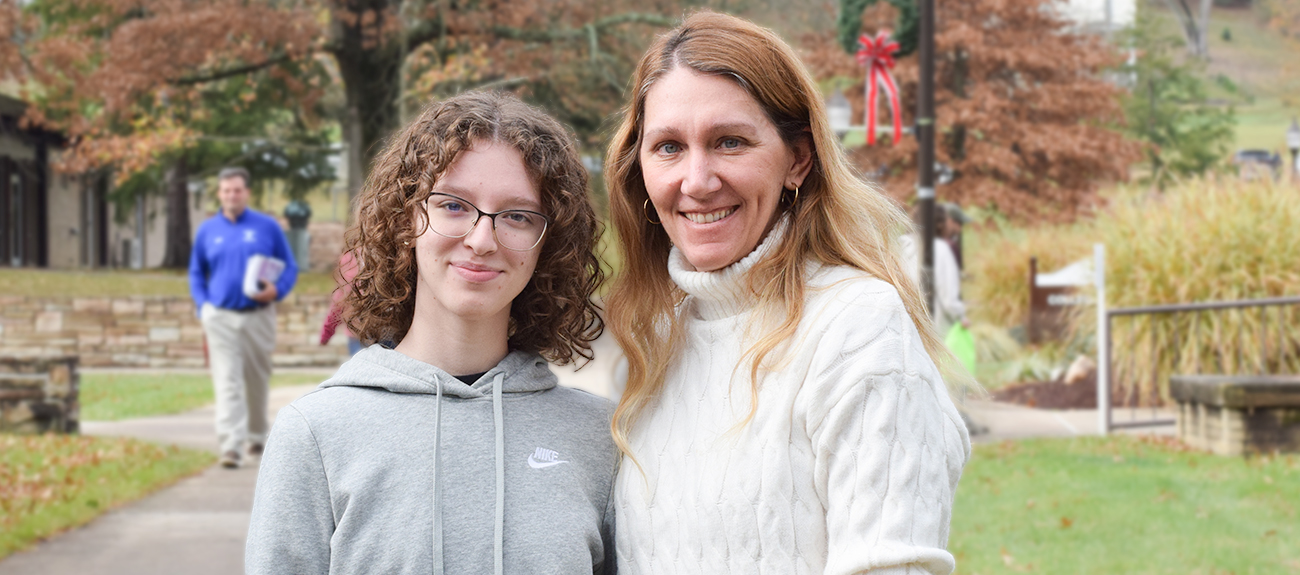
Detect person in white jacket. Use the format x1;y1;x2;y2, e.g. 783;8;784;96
601;11;970;575
898;206;968;337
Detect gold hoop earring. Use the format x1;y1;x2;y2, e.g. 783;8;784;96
784;185;800;207
643;198;661;225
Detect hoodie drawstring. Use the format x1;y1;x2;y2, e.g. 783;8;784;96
492;371;505;575
431;372;505;575
432;378;445;575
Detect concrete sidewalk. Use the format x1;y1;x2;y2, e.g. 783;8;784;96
0;339;1169;574
0;341;624;575
0;381;323;575
962;398;1174;443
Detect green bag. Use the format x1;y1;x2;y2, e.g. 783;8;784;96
944;323;976;374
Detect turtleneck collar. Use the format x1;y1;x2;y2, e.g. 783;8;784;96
668;215;789;321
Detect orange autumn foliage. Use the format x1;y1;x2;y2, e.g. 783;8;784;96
804;0;1141;223
5;0;680;190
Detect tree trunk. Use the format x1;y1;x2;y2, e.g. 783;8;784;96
1196;0;1212;58
160;154;192;268
335;55;400;208
341;104;366;222
329;1;403;211
1163;0;1211;59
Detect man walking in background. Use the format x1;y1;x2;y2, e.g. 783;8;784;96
188;167;297;469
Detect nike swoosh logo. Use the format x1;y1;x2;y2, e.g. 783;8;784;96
527;455;569;469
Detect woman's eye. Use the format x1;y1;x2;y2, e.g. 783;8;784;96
720;138;741;149
657;142;680;155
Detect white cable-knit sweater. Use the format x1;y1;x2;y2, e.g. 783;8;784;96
614;225;971;575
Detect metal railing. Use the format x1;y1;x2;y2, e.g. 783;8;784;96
1101;295;1300;432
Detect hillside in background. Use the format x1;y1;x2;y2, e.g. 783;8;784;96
1148;1;1300;153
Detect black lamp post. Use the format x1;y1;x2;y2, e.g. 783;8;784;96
917;0;937;314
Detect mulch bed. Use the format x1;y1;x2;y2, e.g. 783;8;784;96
990;373;1161;409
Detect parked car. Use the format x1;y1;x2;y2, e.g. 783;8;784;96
1232;149;1281;180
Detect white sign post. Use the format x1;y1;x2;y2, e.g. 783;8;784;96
1095;243;1109;435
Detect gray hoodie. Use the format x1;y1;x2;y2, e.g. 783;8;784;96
246;346;618;575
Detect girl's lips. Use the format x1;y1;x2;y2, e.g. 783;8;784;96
451;262;502;282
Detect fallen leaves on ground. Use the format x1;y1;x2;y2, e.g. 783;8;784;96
0;434;174;528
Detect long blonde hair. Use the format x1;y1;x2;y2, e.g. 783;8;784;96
605;11;953;458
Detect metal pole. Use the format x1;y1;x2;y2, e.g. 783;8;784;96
917;0;937;314
1095;243;1109;435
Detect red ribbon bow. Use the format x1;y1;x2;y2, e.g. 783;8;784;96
856;30;902;146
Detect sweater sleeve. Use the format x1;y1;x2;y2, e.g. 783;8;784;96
246;405;335;574
803;285;969;575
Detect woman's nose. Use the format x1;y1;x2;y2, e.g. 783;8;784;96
680;150;721;197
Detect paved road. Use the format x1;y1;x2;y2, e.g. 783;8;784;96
0;334;1169;574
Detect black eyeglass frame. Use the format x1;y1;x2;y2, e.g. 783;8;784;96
423;192;551;252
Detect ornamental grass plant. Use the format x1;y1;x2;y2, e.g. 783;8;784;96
966;177;1300;399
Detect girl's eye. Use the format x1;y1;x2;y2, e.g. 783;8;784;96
438;200;467;213
502;211;531;224
658;142;680;155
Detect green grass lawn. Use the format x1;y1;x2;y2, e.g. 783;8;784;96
951;436;1300;574
80;371;332;421
0;434;213;559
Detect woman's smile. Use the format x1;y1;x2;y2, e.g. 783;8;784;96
639;66;810;272
681;206;738;225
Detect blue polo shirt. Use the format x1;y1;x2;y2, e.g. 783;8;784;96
188;208;298;314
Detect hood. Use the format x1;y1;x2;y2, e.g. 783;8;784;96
319;345;557;399
317;344;549;575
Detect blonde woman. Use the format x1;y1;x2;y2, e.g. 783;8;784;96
604;11;971;575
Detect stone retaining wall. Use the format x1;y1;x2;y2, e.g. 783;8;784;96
0;294;350;368
1171;374;1300;456
0;355;79;433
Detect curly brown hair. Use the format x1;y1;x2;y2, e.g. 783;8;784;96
341;90;604;365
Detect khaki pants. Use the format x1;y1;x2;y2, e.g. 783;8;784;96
201;303;275;454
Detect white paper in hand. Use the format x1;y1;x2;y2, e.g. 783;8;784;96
243;254;286;298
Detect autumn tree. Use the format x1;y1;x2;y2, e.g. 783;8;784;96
18;0;683;198
1260;0;1300;43
7;0;334;267
809;0;1140;222
1120;7;1234;188
1;0;698;267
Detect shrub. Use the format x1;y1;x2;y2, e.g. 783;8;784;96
966;177;1300;398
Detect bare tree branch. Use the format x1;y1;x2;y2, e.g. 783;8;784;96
194;135;339;151
171;52;300;85
490;12;677;43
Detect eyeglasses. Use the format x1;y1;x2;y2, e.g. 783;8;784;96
423;193;550;251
